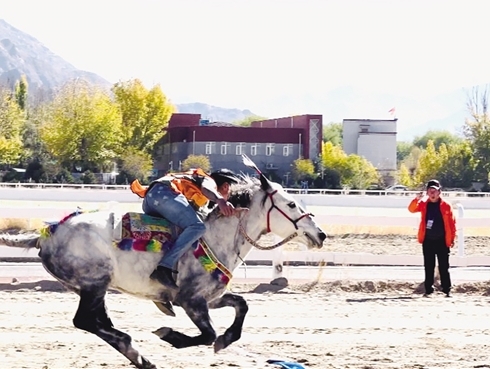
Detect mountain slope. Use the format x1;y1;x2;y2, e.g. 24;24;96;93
0;19;110;91
175;102;256;123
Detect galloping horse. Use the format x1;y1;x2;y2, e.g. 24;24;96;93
0;156;326;369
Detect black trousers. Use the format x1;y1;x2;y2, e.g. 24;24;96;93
422;238;451;294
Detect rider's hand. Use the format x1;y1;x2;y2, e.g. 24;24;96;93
416;191;424;200
216;198;235;217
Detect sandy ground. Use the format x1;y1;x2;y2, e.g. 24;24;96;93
2;280;490;369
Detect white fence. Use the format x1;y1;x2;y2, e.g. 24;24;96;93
0;181;489;198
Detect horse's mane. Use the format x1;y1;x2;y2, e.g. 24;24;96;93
206;175;261;220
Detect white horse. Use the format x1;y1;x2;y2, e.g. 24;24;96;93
0;158;326;369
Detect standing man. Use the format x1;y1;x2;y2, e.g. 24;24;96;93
408;179;456;297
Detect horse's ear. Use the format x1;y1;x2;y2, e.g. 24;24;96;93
242;154;271;191
259;174;271;191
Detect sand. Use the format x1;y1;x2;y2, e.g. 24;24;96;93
2;279;490;369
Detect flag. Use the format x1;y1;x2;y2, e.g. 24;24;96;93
388;107;396;116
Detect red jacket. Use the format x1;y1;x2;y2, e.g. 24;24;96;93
408;197;456;247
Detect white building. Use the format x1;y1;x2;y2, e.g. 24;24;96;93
342;118;397;179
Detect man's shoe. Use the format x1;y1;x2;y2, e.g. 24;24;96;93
423;292;432;298
445;292;451;298
150;266;179;291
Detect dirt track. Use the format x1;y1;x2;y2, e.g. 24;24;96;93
2;280;490;369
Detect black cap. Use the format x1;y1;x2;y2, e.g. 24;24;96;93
210;169;239;187
426;179;441;190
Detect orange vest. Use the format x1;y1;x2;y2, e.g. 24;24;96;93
130;169;212;208
408;197;456;247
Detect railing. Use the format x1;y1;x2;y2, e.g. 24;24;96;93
1;182;489;197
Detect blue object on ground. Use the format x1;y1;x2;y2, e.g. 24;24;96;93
266;359;307;369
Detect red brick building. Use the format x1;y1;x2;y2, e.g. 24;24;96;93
154;113;323;185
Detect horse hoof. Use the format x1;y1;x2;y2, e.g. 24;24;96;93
213;335;227;353
141;357;158;369
152;327;172;339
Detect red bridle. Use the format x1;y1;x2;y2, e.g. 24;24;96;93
265;190;313;233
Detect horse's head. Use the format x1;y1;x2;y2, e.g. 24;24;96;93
254;177;326;249
227;174;326;250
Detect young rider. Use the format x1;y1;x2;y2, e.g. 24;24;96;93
131;168;239;290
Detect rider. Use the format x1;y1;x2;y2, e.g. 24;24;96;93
131;168;239;290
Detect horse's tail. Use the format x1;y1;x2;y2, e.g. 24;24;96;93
0;233;40;249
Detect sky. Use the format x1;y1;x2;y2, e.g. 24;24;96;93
2;0;490;136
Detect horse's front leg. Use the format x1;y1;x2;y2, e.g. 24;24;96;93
153;296;216;348
208;292;249;352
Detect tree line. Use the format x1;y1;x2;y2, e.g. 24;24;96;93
1;76;489;191
0;77;173;184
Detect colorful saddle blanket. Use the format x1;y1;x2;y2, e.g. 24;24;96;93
116;212;177;253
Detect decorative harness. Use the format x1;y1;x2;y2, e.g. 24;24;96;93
238;189;313;250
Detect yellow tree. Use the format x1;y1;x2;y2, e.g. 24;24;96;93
181;155;211;173
0;88;25;165
398;163;413;187
40;81;123;171
342;154;380;189
112;79;174;154
292;158;315;182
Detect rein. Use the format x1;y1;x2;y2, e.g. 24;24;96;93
238;189;313;251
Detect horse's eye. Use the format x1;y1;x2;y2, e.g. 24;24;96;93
287;202;296;209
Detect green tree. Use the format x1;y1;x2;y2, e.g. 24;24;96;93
414;140;443;186
112;79;174;154
397;141;412;163
40;81;123;171
401;146;422;177
438;140;475;188
413;130;463;150
233;115;268;127
342;154;380;189
0;87;25;165
14;75;28;111
321;142;379;189
322;122;342;146
181;154;211;172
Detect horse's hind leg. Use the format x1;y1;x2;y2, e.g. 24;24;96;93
208;293;249;352
153;296;216;348
73;289;157;369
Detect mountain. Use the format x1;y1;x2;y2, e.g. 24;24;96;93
0;19;110;92
175;102;256;123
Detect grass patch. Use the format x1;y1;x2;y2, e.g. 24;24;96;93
0;218;45;232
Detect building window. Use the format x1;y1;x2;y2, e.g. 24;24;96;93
236;143;245;155
221;142;229;155
251;143;258;156
172;145;178;153
283;144;292;156
266;143;275;156
205;142;214;155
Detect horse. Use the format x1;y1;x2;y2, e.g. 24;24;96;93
0;159;326;369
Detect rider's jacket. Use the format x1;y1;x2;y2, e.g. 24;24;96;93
130;169;212;208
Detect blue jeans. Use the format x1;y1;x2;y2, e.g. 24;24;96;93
142;183;206;270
